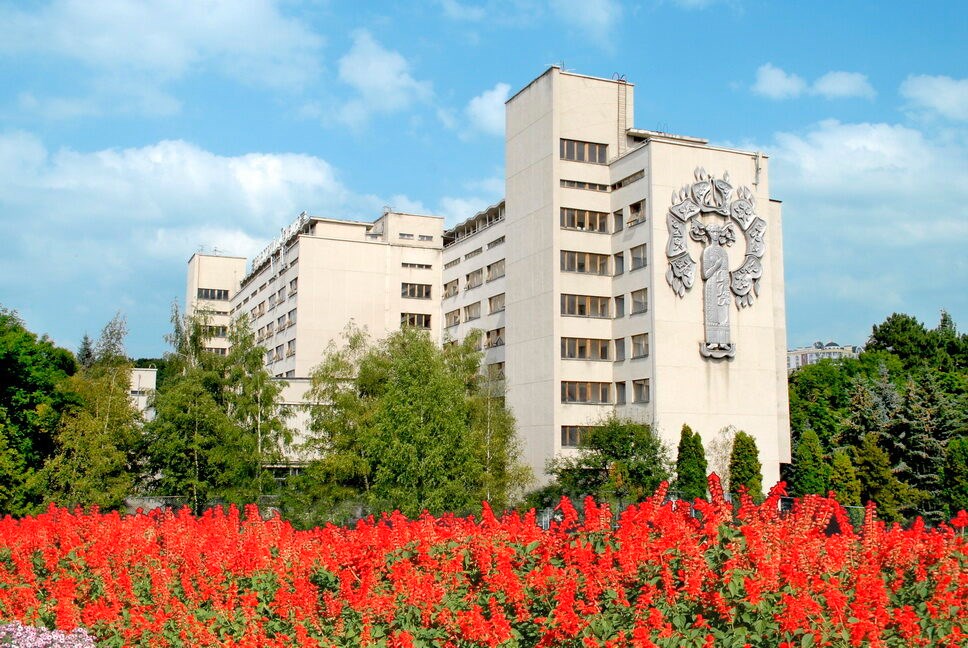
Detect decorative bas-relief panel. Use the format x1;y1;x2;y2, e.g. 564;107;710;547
665;168;767;359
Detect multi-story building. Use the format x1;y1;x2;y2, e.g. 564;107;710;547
787;341;860;372
185;252;248;355
129;367;157;421
441;67;790;486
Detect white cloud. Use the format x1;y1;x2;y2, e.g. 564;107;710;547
465;82;511;136
811;71;876;99
752;63;807;99
438;0;487;21
900;75;968;121
336;30;433;127
0;133;409;355
753;64;875;101
437;196;494;224
0;0;322;117
551;0;622;39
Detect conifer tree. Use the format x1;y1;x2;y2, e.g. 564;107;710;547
674;424;707;501
790;427;828;496
941;436;968;517
728;430;763;501
852;433;919;523
76;334;95;369
828;448;861;507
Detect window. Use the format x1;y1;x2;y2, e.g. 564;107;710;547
466;269;483;289
489;293;505;313
560;208;608;233
614;295;625;318
277;287;286;302
560;294;610;318
288;309;296;327
485;327;505;348
632;333;650;358
445;309;460;328
265;322;274;335
197;288;229;301
560;138;607;164
444;258;460;270
277;315;286;329
488;236;505;249
403;262;432;269
275;344;284;361
487;362;505;380
205;347;227;356
631;244;647;270
613;210;624;233
611;170;644;191
264;350;273;364
443;280;459;298
561;381;611;404
614;252;624;275
487;259;506;281
203;325;227;338
286;340;296;357
614;338;626;361
289;278;298;294
402;283;432;299
464;302;481;321
465;247;482;260
561;337;610;361
633;379;651;403
268;294;277;309
616;381;627;405
628;200;646;226
401;313;431;329
631;288;648;314
561;425;595;447
560;179;609;192
399;232;414;240
418;234;433;241
560;250;609;275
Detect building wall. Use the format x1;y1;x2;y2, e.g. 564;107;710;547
185;253;247;354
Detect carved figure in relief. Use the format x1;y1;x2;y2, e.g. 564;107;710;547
665;168;767;360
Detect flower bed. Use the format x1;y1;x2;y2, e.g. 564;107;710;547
0;478;964;647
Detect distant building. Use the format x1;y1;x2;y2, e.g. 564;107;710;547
185;252;248;355
129;367;156;421
787;341;861;372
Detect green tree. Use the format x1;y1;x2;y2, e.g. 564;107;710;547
866;312;934;370
828;448;861;507
32;315;141;510
852;433;919;523
674;424;707;501
728;430;763;501
549;416;670;504
941;436;968;517
76;334;94;369
790;427;828;496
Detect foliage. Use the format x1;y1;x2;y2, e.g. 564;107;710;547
673;423;707;501
728;430;763;501
852;433;920;524
828;448;862;507
941;436;968;517
0;479;965;646
790;427;828;496
75;334;94;370
548;416;670;504
292;326;529;524
32;315;142;510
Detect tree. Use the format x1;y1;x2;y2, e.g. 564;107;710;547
941;436;968;517
76;334;94;369
852;433;919;523
828;448;861;507
549;416;670;504
33;315;141;510
790;427;828;497
728;431;763;501
674;424;707;501
866;312;934;370
291;326;529;524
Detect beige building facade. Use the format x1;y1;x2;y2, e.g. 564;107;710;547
185;253;247;355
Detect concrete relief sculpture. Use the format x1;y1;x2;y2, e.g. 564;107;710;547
665;168;767;359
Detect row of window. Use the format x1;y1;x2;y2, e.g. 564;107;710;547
401;312;432;329
558;169;644;194
401;282;432;299
445;293;506;327
559;202;646;234
398;233;434;241
443;259;506;296
561;334;649;361
238;259;298;311
560;138;607;164
402;262;432;269
197;288;229;301
248;278;297;320
264;339;297;364
560;379;650;406
256;308;297;341
203;325;227;339
560;290;648;318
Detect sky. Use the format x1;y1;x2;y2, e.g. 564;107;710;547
0;0;965;358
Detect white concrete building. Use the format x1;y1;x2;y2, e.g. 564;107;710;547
185;253;247;355
787;341;860;372
129;367;157;421
441;67;790;487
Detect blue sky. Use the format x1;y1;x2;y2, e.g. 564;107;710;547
0;0;965;358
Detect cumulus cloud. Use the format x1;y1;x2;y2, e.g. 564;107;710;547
761;118;968;345
336;30;433;127
551;0;622;39
900;74;968;121
0;133;408;355
753;64;875;100
0;0;322;118
465;82;511;136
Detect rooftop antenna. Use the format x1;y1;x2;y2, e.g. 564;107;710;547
211;247;221;256
383;205;392;215
612;73;627;82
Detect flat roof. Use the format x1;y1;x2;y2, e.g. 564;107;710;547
506;65;634;104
